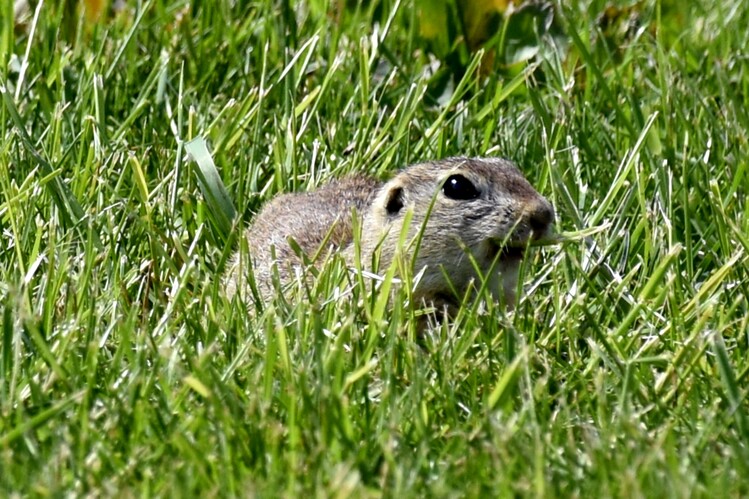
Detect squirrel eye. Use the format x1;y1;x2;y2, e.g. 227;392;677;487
442;174;480;200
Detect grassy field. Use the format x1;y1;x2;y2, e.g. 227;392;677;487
2;0;749;496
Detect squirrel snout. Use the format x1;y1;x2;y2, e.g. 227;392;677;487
527;199;555;241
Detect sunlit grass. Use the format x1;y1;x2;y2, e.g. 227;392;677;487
1;0;748;496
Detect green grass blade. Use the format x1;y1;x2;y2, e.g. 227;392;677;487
185;137;237;240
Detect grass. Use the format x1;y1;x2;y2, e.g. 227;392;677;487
2;0;749;496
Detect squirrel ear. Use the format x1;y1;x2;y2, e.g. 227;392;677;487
384;186;404;215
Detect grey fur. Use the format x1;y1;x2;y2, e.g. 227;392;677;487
225;157;554;313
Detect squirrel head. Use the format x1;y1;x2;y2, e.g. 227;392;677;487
363;157;555;310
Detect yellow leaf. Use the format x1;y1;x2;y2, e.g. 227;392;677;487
83;0;107;22
462;0;511;50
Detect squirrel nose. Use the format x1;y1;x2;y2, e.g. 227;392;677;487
527;199;555;240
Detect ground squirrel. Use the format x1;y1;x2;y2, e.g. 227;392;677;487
225;157;555;314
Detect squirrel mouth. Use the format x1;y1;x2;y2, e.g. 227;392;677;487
487;240;526;262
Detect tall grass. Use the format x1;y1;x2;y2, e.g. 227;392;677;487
1;0;748;495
